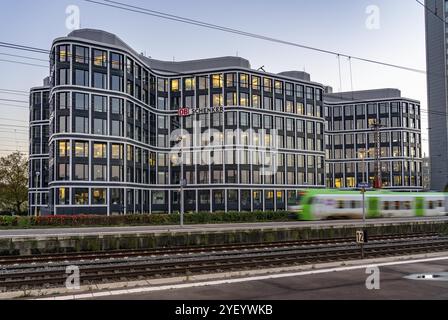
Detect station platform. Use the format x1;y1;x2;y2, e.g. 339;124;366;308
0;216;447;239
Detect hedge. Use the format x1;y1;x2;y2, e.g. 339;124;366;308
0;211;298;228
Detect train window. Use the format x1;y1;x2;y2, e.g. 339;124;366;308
383;201;390;210
403;201;411;210
351;201;356;209
337;200;344;209
438;200;443;208
394;201;400;210
428;201;434;209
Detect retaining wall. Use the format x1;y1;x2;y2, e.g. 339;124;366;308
1;220;447;256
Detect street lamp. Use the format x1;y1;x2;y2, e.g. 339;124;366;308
34;171;40;217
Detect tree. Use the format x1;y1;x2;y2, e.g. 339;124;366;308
0;152;28;215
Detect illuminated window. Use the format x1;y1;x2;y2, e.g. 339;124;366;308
212;93;223;107
58;45;71;62
184;77;195;90
58;188;69;205
335;178;342;188
212;74;223;88
239;73;249;88
58;140;70;157
274;81;283;94
74;188;89;205
111;144;123;160
74;141;89;157
240;93;249;106
252;95;261;108
93;143;106;158
252;76;261;90
263;78;272;92
171;79;179;92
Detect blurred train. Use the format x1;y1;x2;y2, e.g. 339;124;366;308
288;189;448;220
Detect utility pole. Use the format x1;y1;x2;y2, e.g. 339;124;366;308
370;120;383;189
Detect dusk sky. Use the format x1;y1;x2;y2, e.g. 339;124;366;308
0;0;428;156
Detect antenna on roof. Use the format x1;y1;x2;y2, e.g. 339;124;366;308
236;51;239;57
173;56;175;62
257;66;266;72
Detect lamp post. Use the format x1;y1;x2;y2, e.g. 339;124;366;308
34;171;40;217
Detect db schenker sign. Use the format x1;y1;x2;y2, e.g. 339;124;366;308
178;107;224;117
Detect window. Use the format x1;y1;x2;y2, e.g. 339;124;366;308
59;68;69;85
240;112;249;127
74;164;89;180
212;74;223;88
111;120;123;136
57;92;69;110
58;188;69;205
74;93;88;110
274;81;283;94
74;141;89;157
226;92;237;106
74;69;89;86
240;93;249;106
75;116;89;133
57;163;69;180
110;52;123;70
93;72;107;89
74;188;89;205
225;73;236;87
93;143;106;158
184;77;195;90
198;76;208;90
111;75;123;91
111;166;123;181
93;165;107;181
74;46;89;64
252;76;261;90
157;78;167;92
171;79;179;92
239;73;249;88
58;141;70;157
93;118;107;135
58;115;69;133
110;98;123;114
306;87;314;100
212;93;223;107
92;188;106;204
264;78;272;92
111;144;123;160
92;95;107;112
57;44;71;62
252;94;261;108
93;49;107;67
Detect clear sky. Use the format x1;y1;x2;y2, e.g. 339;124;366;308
0;0;429;156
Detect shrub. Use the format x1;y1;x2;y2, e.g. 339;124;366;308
0;211;296;228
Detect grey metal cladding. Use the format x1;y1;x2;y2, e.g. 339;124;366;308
324;88;402;103
425;0;448;190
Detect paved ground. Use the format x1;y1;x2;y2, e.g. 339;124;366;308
92;258;448;300
1;216;447;238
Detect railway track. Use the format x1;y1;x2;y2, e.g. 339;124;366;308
0;232;446;291
0;232;438;265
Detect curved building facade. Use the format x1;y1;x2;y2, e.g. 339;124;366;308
39;29;326;215
324;89;423;190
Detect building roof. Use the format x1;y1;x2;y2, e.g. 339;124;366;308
324;88;402;103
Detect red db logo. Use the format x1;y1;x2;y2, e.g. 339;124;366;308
178;108;190;117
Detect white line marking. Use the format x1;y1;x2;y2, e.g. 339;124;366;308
36;255;448;300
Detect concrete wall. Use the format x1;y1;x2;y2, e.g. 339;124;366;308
1;221;447;256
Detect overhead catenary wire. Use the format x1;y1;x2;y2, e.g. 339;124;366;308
81;0;427;75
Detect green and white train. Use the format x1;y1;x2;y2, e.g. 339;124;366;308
290;189;448;221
